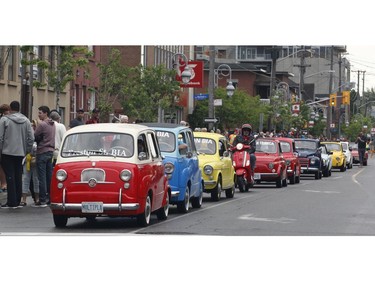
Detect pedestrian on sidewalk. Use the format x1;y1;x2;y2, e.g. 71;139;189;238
33;106;55;207
69;108;85;129
0;101;34;209
86;108;100;124
20;119;40;206
0;104;10;193
50;110;66;166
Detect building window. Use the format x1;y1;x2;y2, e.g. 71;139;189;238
8;47;15;81
237;46;256;60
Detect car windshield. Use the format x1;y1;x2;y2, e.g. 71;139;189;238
325;143;341;152
295;140;317;150
155;130;176;153
341;142;348;150
61;132;134;158
256;140;277;153
194;137;216;155
280;141;292;153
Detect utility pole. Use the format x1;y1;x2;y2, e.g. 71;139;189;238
208;45;215;131
294;46;311;101
327;45;334;140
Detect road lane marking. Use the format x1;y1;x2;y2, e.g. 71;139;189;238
130;193;255;234
302;190;340;194
238;213;296;224
352;168;365;186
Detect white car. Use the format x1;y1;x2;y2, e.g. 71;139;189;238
340;141;353;169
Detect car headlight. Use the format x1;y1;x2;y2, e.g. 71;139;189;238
204;165;213;175
310;158;316;164
56;169;67;182
164;162;174;174
120;169;132;181
236;143;243;150
268;163;274;169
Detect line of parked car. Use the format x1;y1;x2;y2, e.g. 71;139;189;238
49;122;367;228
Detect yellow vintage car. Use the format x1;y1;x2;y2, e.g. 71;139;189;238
321;141;347;172
193;132;235;201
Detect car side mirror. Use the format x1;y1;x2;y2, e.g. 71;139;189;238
186;151;193;158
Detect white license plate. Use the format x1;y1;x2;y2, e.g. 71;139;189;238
82;202;103;213
254;173;261;180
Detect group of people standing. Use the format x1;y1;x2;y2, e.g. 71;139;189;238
0;101;66;209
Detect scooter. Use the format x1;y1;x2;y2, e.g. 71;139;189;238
231;138;256;192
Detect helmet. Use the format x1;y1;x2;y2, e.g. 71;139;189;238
241;124;252;135
242;123;252;130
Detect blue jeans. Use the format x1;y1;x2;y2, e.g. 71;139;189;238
36;151;53;203
358;148;366;165
22;163;39;193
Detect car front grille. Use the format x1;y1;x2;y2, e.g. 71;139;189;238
81;169;105;182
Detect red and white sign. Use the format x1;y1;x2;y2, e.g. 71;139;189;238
176;60;204;88
292;103;300;114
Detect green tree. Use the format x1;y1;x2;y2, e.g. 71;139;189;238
123;64;180;122
21;45;92;111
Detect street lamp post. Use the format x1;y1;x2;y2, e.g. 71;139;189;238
214;63;235;97
159;52;192;123
172;53;192;85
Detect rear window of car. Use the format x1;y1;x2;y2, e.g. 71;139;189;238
194;137;216;155
61;132;134;158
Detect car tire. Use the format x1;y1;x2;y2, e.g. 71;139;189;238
137;194;152;226
289;170;296;184
53;215;68;228
225;185;235;198
156;192;170;220
191;182;203;209
211;177;222;201
177;187;190;213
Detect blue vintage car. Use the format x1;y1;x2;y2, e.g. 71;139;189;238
143;123;203;213
294;138;323;180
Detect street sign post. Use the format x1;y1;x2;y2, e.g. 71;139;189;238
204;117;220;123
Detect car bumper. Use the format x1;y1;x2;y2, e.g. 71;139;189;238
50;202;139;211
300;167;319;174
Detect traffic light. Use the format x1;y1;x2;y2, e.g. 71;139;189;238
342;91;350;105
329;93;337;107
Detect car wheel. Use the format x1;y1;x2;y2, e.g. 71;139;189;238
340;163;346;172
315;171;320;180
53;215;68;228
137;194;151;226
225;185;235;198
289;170;296;184
364;160;368;166
323;168;329;177
156;192;170;220
191;182;203;209
177;187;190;213
211;177;222;201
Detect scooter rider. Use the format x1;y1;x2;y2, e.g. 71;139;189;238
232;124;256;171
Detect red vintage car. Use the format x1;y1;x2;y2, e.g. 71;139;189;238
277;137;301;184
254;138;288;188
50;123;170;227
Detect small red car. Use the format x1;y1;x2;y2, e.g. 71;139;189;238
277;137;301;184
254;138;288;188
50;123;170;227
